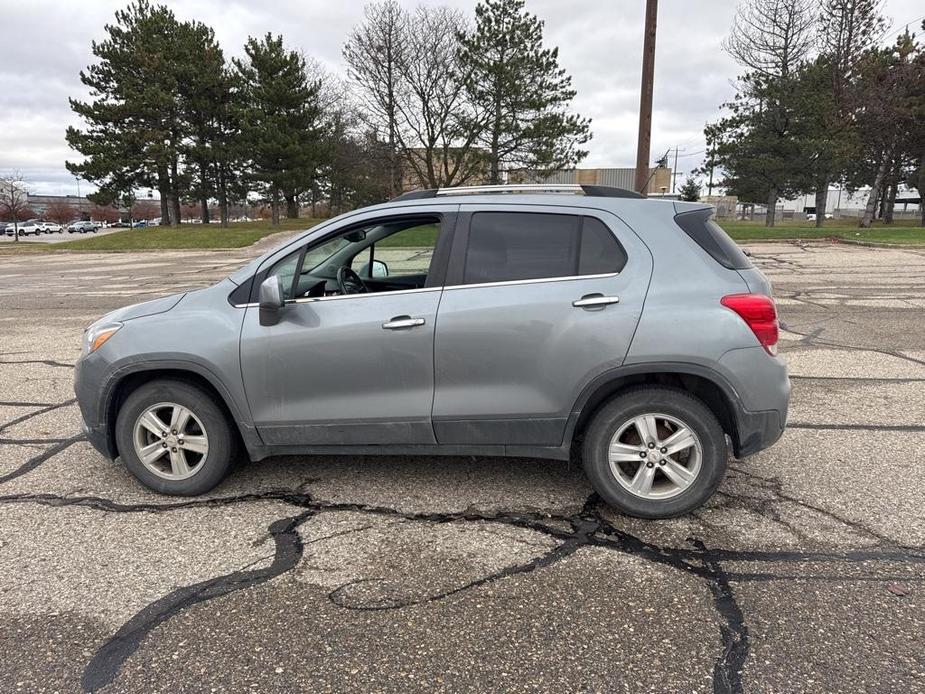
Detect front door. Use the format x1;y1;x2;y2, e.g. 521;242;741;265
239;212;454;446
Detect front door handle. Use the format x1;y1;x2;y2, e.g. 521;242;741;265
573;294;620;308
382;316;426;330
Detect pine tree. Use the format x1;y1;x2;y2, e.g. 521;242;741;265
458;0;591;183
176;21;245;226
66;1;189;226
678;177;701;202
234;34;325;223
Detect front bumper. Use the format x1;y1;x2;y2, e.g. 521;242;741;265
81;418;115;459
75;355;117;460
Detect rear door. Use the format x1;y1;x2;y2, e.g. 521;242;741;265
432;204;652;446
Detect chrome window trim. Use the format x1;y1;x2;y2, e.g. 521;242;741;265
290;286;441;304
443;271;619;292
233;273;620;307
232;285;441;308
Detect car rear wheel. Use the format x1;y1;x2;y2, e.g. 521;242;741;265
115;379;235;495
581;386;727;518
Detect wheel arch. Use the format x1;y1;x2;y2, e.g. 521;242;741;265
566;363;744;456
102;363;252;460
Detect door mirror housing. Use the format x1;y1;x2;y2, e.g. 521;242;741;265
259;275;285;326
371;259;389;278
359;259;390;278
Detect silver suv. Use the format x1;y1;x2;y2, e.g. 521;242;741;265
74;185;789;518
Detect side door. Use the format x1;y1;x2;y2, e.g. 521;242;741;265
432;204;652;446
239;208;457;447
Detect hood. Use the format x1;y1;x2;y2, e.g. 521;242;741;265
101;292;186;324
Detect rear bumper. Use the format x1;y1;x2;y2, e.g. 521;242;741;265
734;406;786;457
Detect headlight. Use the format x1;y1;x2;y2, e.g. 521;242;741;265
82;322;123;356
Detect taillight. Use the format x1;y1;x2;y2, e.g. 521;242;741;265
721;293;779;355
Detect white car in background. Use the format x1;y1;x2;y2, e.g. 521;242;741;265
15;221;42;236
40;221;63;233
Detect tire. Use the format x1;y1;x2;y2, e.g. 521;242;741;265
581;386;727;518
115;379;235;495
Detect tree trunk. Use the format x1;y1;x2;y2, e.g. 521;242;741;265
884;180;898;225
217;173;229;228
860;150;892;229
285;194;299;219
919;153;925;228
765;187;778;228
814;178;829;228
200;198;210;224
271;190;280;226
159;193;170;225
169;157;181;228
489;70;502;185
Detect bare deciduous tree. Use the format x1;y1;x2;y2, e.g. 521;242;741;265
0;173;29;242
395;6;485;189
343;1;408;196
91;204;120;224
724;0;816;79
45;200;78;225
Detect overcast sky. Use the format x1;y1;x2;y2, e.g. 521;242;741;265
0;0;922;196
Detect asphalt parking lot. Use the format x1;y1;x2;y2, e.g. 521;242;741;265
0;241;923;693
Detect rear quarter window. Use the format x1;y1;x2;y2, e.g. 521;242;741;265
674;208;752;270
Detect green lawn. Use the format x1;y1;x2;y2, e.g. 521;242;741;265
47;218;322;251
378;223;439;247
3;214;922;253
720;219;925;245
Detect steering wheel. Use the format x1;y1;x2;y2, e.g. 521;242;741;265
336;266;368;295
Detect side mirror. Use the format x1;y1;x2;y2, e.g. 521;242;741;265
259;275;285;326
358;259;389;278
371;259;389;278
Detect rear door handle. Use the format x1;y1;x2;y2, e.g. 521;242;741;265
382;316;426;330
573;294;620;308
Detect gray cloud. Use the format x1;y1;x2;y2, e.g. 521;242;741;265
1;0;921;195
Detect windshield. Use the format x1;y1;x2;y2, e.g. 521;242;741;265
303;236;352;274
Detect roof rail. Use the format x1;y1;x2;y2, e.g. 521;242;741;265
390;183;644;201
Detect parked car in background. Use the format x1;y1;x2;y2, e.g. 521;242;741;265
15;221;42;236
40;221;63;233
0;223;10;236
131;220;149;228
74;183;790;518
68;221;97;234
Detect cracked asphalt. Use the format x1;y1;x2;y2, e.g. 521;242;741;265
0;240;923;693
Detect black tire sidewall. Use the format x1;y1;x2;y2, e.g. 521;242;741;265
582;387;727;518
115;380;234;495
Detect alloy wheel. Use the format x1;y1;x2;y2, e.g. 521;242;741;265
132;402;209;480
607;413;703;500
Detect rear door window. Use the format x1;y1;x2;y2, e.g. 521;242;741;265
462;212;626;285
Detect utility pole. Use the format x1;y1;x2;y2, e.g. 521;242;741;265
671;146;684;193
633;0;658;196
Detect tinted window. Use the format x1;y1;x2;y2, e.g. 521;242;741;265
675;208;752;270
579;217;628;275
463;212;626;285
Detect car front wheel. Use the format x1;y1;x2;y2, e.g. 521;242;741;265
115;379;235;495
581;386;727;518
